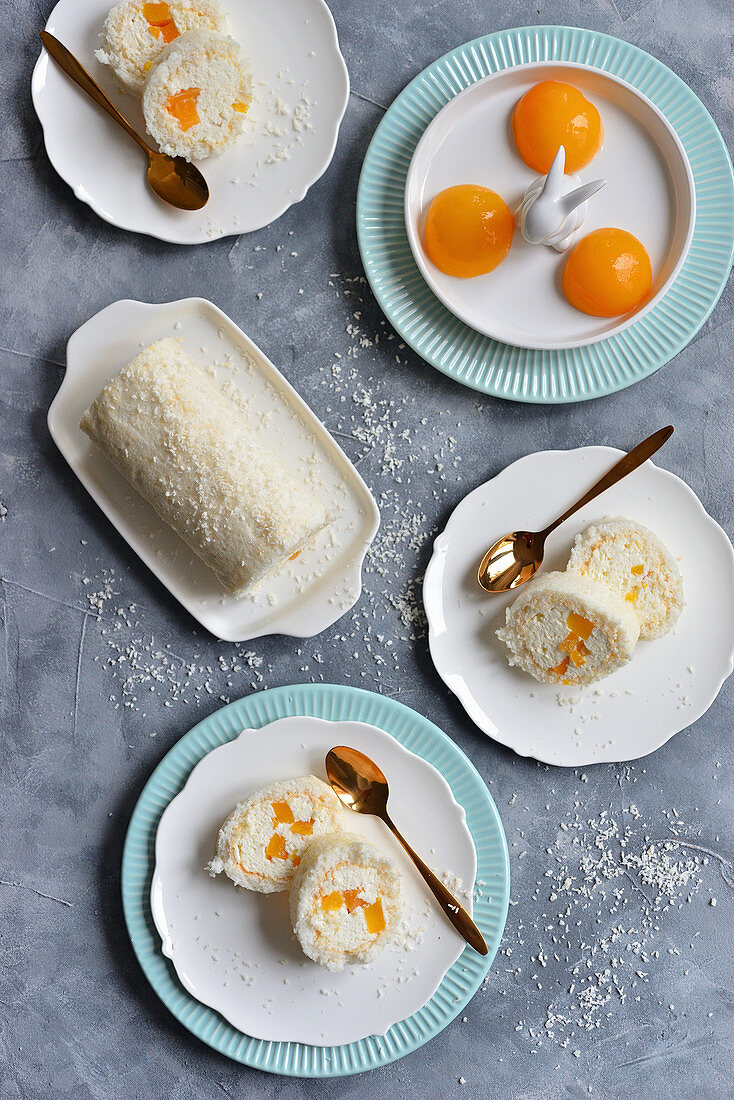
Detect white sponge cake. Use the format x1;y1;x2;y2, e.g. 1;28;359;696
96;0;230;93
79;338;330;598
567;517;684;639
207;777;344;893
142;30;252;160
290;834;402;970
497;570;640;685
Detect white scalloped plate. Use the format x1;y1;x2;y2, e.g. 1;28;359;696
32;0;349;243
151;715;477;1046
424;446;734;766
47;298;379;641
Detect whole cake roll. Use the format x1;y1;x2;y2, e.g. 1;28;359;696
79;338;330;597
496;570;640;686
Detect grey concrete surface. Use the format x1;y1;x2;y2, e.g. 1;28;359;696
1;0;733;1097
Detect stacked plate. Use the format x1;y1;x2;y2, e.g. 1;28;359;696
357;26;734;402
123;685;510;1076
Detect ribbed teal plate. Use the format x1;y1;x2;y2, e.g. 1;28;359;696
121;685;510;1076
357;25;734;402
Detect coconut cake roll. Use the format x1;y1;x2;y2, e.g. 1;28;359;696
290;834;402;970
497;570;640;686
79;339;330;598
567;517;684;639
207;776;344;893
142;30;252;160
96;0;230;93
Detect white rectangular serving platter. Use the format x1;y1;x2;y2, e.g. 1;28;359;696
48;297;380;641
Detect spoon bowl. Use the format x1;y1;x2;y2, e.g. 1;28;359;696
477;530;545;593
325;745;488;955
147;150;209;211
325;745;389;816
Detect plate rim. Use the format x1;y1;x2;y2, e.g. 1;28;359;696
47;296;380;642
32;0;350;243
357;24;734;403
150;714;478;1045
402;59;696;350
120;684;510;1076
423;445;734;765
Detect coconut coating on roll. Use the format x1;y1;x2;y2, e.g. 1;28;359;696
567;517;684;640
497;570;640;685
96;0;229;93
207;777;345;893
290;834;402;970
142;30;252;160
79;338;330;598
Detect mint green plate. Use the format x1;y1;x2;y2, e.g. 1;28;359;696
121;685;510;1076
357;25;734;403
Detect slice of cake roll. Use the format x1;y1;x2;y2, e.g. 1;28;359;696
96;0;230;93
567;517;684;639
290;834;402;971
497;571;640;686
207;776;345;893
79;339;330;598
142;30;252;160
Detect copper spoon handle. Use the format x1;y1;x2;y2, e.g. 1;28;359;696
384;813;488;955
540;425;674;540
41;31;151;155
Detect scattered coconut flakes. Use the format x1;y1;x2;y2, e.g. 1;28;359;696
498;797;722;1052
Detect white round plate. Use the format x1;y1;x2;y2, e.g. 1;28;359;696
150;715;477;1047
47;297;379;642
32;0;349;243
424;447;734;767
404;62;695;350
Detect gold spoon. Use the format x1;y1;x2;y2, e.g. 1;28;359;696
477;425;674;594
325;745;488;956
40;31;209;211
